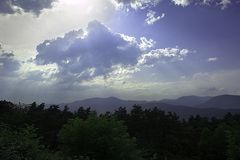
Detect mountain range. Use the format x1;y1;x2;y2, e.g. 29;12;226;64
60;95;240;119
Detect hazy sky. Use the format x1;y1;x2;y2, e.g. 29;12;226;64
0;0;240;103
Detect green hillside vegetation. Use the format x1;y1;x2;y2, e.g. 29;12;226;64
1;100;240;160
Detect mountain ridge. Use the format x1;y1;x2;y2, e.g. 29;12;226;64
196;94;240;109
160;95;211;106
59;94;240;118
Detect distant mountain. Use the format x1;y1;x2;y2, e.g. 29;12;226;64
196;95;240;109
140;102;240;119
60;97;147;113
160;96;211;107
61;95;240;119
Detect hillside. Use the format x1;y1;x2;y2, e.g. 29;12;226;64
196;95;240;109
60;95;240;118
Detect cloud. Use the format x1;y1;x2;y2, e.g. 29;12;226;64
84;69;240;101
0;0;16;14
0;0;56;15
171;0;191;7
1;52;14;57
0;20;193;103
113;0;234;10
188;70;240;96
218;0;231;9
145;10;165;25
0;46;20;76
202;0;213;5
113;0;161;10
139;37;156;50
35;20;192;88
30;20;193;103
113;0;195;9
138;47;190;66
36;20;142;82
201;0;232;9
207;57;218;62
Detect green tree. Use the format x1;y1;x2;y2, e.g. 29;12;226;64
0;124;64;160
226;129;240;160
58;116;143;160
198;127;213;159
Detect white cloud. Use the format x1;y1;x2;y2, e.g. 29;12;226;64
112;0;234;10
120;34;138;45
35;21;190;84
113;0;161;10
188;70;240;96
208;57;218;62
33;20;194;102
202;0;213;5
171;0;191;7
145;10;165;25
83;69;240;101
0;0;115;61
35;21;142;83
139;37;156;50
219;0;231;9
138;47;190;66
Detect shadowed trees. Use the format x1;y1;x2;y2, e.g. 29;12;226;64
1;100;240;160
0;124;64;160
58;116;143;160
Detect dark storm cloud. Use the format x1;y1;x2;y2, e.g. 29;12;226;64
36;20;141;82
0;0;56;15
0;0;16;14
1;52;14;57
0;51;20;75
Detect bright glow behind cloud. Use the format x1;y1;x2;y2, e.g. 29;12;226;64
0;0;115;61
0;0;240;103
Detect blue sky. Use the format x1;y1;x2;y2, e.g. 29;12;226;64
0;0;240;103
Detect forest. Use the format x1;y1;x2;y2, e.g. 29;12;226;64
1;100;240;160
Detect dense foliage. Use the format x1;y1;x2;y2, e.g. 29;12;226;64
59;116;142;160
1;100;240;160
0;124;64;160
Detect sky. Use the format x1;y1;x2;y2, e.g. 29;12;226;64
0;0;240;103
